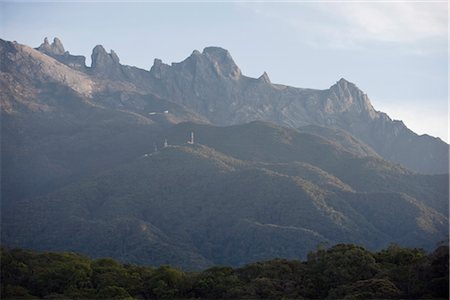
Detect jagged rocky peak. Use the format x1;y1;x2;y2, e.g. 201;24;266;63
150;58;171;79
37;37;66;55
37;37;51;52
332;78;357;90
91;45;122;75
202;46;230;58
171;49;202;69
202;46;242;80
167;46;242;80
110;49;120;64
35;37;87;71
327;77;377;118
258;71;271;84
52;38;65;54
329;77;364;97
154;58;163;66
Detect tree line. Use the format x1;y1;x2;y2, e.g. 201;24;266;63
1;243;448;299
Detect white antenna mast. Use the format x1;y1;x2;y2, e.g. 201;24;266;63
188;131;194;144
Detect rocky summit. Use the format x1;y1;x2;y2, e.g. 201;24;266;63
37;37;66;56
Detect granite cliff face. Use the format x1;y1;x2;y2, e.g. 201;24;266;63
91;45;122;78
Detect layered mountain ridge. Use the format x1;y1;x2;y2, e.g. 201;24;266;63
18;37;449;174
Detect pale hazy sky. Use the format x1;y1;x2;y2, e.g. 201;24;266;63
1;1;448;142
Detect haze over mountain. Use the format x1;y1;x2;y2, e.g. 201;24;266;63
23;37;450;174
0;37;448;269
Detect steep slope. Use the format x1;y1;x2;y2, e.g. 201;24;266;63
298;124;381;158
2;143;447;269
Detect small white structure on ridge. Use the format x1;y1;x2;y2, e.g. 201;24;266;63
187;131;194;144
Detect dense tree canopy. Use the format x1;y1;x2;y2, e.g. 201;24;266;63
1;243;448;299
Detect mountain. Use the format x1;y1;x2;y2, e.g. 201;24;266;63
0;38;207;201
0;37;448;269
144;50;448;174
2;122;448;269
3;37;447;174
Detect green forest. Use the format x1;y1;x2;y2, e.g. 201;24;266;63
1;243;448;299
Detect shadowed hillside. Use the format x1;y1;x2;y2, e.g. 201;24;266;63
3;132;447;269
